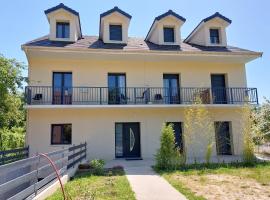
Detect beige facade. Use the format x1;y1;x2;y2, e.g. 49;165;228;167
27;107;244;161
23;4;262;163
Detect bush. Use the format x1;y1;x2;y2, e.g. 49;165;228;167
155;124;184;170
90;159;105;175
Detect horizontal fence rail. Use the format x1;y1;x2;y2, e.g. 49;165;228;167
25;86;259;105
0;142;87;200
0;146;29;166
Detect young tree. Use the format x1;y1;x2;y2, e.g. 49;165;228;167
155;124;184;170
184;96;215;164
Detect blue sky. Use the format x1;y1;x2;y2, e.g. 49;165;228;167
0;0;269;102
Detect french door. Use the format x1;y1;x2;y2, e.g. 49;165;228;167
163;74;180;104
211;74;227;104
53;72;72;104
108;73;126;104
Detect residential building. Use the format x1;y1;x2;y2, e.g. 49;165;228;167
23;4;262;162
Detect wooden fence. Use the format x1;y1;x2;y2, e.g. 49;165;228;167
0;142;87;200
0;146;29;166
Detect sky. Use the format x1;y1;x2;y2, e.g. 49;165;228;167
0;0;269;103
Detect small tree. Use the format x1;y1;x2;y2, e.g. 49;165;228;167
184;96;215;164
155;124;183;170
241;103;256;164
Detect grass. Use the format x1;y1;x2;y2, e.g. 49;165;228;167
156;161;270;200
46;168;135;200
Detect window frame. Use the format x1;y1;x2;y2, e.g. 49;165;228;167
214;121;233;155
163;27;175;43
209;28;220;44
51;124;72;145
56;22;70;39
109;24;123;41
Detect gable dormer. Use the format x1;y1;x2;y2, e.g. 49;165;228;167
184;12;231;47
99;7;132;44
145;10;186;45
45;3;82;42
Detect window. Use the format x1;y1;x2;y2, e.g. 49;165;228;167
215;122;232;155
166;122;184;152
210;29;220;44
51;124;72;145
56;22;70;38
163;27;175;43
109;25;122;41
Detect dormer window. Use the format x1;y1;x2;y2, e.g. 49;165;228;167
109;24;122;41
164;27;175;43
210;28;220;44
56;22;70;39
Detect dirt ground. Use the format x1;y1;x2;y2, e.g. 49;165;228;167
175;174;270;200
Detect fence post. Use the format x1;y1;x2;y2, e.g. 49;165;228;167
72;144;75;168
34;152;40;196
80;142;82;164
85;142;87;159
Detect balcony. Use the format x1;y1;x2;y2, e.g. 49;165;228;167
25;86;258;106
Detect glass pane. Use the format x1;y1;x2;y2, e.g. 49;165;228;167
64;24;70;38
56;24;63;38
215;122;232;155
52;125;62;144
62;124;72;144
115;123;123;157
109;25;122;41
164;27;174;42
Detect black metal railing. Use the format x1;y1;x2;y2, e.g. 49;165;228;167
25;86;258;105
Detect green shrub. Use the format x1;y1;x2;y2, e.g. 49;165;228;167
90;159;105;175
155;124;184;170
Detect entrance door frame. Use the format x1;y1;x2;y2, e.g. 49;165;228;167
115;122;141;158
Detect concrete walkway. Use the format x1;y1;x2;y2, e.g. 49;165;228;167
106;159;187;200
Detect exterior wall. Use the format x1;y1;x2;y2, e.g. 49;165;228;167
148;16;184;45
28;57;247;88
100;12;130;44
27;107;244;161
47;9;80;42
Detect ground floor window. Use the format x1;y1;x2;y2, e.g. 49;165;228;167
51;124;72;145
214;121;232;155
166;122;184;153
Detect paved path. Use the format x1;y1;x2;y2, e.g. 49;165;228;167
106;159;187;200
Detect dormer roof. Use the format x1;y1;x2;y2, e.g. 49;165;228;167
100;6;132;19
44;3;79;16
155;10;186;22
203;12;232;24
184;12;231;43
145;10;186;45
45;3;82;39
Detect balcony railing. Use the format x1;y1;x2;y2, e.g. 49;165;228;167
25;86;258;106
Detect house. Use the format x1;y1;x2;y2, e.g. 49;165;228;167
22;3;262;162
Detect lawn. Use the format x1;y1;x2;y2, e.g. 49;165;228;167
158;162;270;200
46;168;135;200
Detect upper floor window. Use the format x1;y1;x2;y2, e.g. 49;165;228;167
210;29;220;44
163;27;175;43
56;22;70;38
51;124;72;145
109;25;122;41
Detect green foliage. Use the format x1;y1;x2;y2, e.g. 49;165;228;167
155;124;184;170
253;98;270;142
184;96;215;163
90;159;106;175
0;127;25;150
0;54;26;150
241;104;256;164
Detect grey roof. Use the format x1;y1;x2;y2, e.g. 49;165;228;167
203;12;231;24
100;6;132;19
44;3;79;16
23;35;257;54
